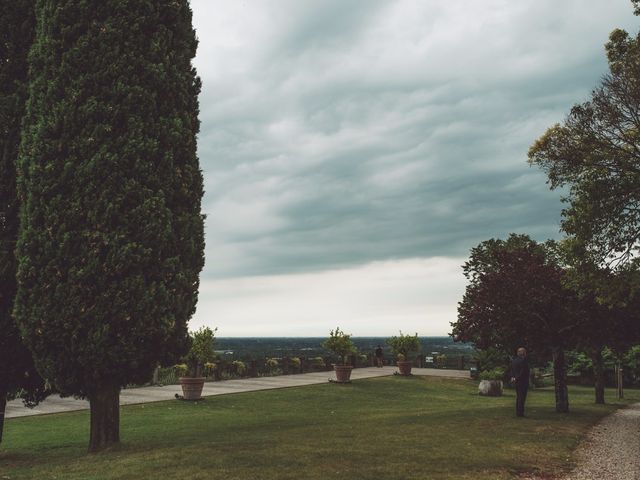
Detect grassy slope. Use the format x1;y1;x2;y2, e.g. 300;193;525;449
1;376;638;480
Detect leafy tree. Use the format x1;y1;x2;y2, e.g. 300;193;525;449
0;0;48;445
182;327;217;378
563;239;640;402
451;234;574;412
528;4;640;268
322;327;356;365
386;332;420;360
15;0;204;452
571;299;611;404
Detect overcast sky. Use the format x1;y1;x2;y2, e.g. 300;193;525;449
187;0;637;337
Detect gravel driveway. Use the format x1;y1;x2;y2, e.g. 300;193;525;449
561;402;640;480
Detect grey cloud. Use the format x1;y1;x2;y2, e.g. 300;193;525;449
192;0;636;278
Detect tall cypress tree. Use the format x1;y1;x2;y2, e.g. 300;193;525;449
0;0;48;445
15;0;204;452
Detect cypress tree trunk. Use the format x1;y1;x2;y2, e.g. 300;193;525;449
591;351;605;404
88;384;120;453
553;347;569;413
0;390;6;445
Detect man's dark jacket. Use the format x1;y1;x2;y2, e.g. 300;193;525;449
511;356;530;387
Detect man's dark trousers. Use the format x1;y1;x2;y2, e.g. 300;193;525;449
515;384;528;417
511;354;530;417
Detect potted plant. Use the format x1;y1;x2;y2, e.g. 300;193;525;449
177;326;217;400
322;327;356;383
290;356;302;374
478;367;505;397
387;332;420;375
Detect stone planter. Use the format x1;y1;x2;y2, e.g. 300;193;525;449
179;377;206;400
397;360;413;376
478;379;503;397
332;364;353;383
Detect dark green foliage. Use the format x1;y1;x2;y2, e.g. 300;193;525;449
452;234;573;355
0;0;49;444
386;331;420;360
528;5;640;267
182;326;217;377
452;234;574;411
322;327;356;364
15;0;204;403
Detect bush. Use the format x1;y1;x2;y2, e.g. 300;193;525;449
322;327;356;365
473;348;511;372
182;327;218;377
310;357;326;369
479;367;505;381
232;360;246;376
265;358;279;371
386;332;420;360
174;364;188;378
262;358;283;376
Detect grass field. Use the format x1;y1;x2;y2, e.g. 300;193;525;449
1;376;639;480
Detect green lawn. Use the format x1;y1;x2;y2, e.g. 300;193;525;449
1;376;639;480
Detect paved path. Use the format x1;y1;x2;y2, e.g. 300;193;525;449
6;366;469;419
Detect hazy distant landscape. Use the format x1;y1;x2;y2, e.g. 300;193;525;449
214;336;474;361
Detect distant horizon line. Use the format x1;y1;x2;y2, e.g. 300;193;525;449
215;335;454;339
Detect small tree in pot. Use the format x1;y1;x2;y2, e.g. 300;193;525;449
387;332;420;375
177;326;217;400
322;327;356;383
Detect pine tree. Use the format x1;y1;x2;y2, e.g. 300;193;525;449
15;0;204;452
0;0;48;445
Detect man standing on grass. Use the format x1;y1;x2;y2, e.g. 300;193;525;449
510;347;530;417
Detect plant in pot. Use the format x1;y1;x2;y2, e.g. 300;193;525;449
177;326;217;400
478;367;505;397
387;332;420;375
322;327;357;383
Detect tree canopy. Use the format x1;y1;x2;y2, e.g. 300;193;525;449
528;11;640;268
452;234;574;412
453;235;572;353
15;0;204;451
0;0;48;445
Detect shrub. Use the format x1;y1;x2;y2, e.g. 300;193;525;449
265;358;279;370
183;327;218;377
203;362;217;378
387;332;420;360
473;348;511;372
479;367;505;381
322;327;356;365
174;364;188;378
232;360;246;376
310;357;326;369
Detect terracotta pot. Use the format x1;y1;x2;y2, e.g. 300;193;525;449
179;377;206;400
397;360;413;376
333;364;353;383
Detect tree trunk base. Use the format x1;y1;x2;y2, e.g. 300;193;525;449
89;384;120;452
592;351;606;404
0;391;6;445
553;348;569;413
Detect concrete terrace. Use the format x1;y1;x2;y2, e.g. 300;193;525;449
6;366;470;419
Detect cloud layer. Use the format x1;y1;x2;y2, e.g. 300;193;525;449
192;0;636;279
187;1;637;334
